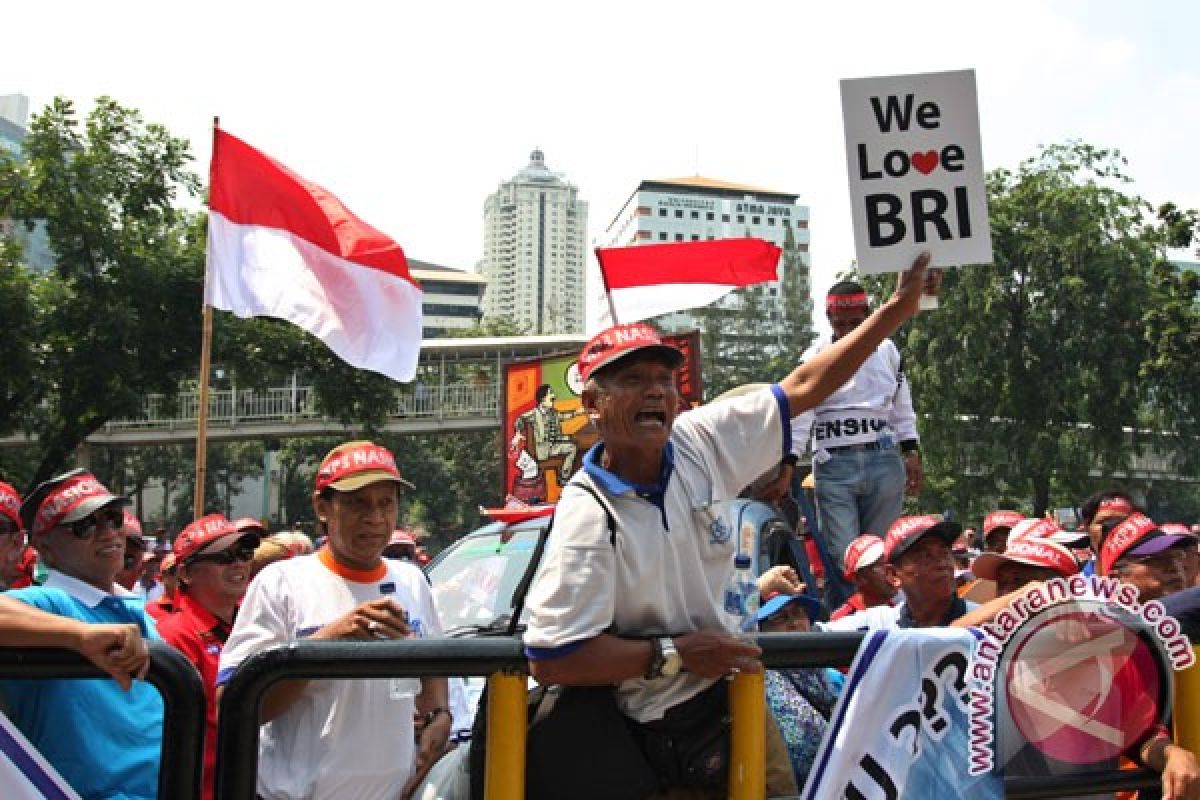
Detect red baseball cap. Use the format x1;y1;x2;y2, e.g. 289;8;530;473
843;534;886;579
577;323;683;384
388;529;416;547
122;510;146;543
315;440;414;493
233;517;268;535
983;510;1023;538
1007;517;1090;548
173;513;259;562
1097;513;1187;576
20;469;130;538
0;481;22;530
884;515;961;563
972;537;1080;581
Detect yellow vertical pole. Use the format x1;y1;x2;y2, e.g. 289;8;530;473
1174;646;1200;756
729;672;766;800
484;671;527;800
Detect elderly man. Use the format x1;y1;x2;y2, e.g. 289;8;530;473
1098;512;1195;603
218;440;448;800
0;469;163;800
821;514;972;632
158;513;260;800
520;254;930;798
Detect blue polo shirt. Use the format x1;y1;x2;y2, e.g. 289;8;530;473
1;571;164;800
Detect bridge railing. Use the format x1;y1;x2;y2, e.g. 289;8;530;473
103;381;498;432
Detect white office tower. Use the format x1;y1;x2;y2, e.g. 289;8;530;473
596;176;812;336
479;150;588;335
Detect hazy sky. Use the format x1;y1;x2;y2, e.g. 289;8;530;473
6;0;1198;332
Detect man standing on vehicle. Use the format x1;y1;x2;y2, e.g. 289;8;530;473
217;440;448;799
521;254;932;798
787;280;925;609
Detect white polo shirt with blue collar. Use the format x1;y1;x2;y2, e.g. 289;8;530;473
523;384;791;723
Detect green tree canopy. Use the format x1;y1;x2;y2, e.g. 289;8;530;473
878;142;1196;519
0;97;205;488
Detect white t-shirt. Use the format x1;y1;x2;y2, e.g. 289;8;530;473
790;337;919;454
523;385;790;722
218;553;442;800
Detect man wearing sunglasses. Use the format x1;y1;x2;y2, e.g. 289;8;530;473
157;512;260;800
0;468;163;800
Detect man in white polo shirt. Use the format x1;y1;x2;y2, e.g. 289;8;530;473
217;440;448;800
522;253;931;798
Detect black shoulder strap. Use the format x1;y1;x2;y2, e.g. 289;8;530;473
506;483;617;635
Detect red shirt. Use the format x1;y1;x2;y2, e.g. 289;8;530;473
831;592;896;621
156;592;232;800
145;595;177;623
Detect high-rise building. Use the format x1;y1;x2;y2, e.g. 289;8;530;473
0;93;54;271
479;150;588;334
598;176;812;335
408;258;487;337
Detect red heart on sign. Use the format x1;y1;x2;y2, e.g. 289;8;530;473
911;151;939;174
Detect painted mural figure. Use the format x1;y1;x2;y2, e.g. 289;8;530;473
510;384;585;483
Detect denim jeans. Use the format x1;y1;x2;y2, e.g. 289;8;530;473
812;446;905;609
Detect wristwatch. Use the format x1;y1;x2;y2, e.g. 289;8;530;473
646;637;683;680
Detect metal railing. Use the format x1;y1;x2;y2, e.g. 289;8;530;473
215;633;1175;800
102;381;500;433
0;640;206;799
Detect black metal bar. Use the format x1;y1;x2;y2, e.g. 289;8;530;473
215;633;1166;800
216;637;527;800
0;641;206;800
1006;771;1160;798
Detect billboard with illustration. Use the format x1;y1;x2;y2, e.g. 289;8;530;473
501;331;702;504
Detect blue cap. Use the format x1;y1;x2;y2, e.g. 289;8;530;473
756;593;822;624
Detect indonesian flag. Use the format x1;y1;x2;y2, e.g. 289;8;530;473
206;129;422;382
595;238;782;324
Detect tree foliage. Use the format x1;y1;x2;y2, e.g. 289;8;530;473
864;143;1197;518
0;97;205;488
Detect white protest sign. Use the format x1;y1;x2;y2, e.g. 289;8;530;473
841;68;992;275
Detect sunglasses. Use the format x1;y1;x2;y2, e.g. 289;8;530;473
189;543;256;566
66;508;125;540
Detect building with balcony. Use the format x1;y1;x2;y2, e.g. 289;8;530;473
479;150;588;334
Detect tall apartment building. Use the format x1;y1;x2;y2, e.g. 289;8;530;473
408;258;487;337
0;93;54;271
479;150;588;334
599;176;812;335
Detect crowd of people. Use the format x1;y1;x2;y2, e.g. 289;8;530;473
0;250;1197;800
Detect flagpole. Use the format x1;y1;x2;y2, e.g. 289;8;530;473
593;247;620;326
193;116;219;519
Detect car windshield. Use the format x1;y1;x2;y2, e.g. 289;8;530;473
428;523;544;633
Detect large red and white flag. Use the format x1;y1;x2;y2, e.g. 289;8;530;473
594;238;782;324
206;129;422;382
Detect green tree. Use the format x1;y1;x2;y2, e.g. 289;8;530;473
0;97;204;488
0;239;38;436
893;143;1186;518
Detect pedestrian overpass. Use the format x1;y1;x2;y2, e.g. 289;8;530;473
0;335;588;447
